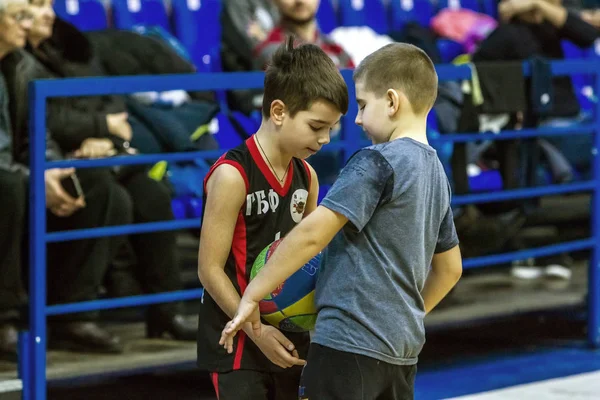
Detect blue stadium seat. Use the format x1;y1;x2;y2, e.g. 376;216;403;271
389;0;435;32
562;40;595;112
437;39;463;63
481;0;498;18
438;0;481;12
171;0;221;73
317;0;337;34
111;0;171;31
337;0;389;34
54;0;108;31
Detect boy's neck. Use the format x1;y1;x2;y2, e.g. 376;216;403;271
281;19;318;43
254;124;293;173
388;116;429;145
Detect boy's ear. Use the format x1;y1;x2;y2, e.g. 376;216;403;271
386;89;401;117
270;100;287;126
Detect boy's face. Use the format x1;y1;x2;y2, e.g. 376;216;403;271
277;99;341;159
354;80;394;145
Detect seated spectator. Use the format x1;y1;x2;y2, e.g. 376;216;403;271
254;0;354;70
475;0;599;121
2;0;196;344
0;0;128;357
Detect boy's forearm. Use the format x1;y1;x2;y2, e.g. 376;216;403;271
244;224;324;303
199;267;244;319
421;269;461;314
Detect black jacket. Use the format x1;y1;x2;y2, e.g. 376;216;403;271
1;51;64;170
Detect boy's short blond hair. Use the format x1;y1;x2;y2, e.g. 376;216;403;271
353;43;438;116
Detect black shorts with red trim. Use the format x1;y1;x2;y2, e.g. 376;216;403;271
210;368;303;400
196;295;310;373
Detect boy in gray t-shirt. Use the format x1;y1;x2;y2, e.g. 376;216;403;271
220;43;463;400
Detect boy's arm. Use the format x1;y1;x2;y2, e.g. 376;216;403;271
220;205;347;343
303;163;320;217
197;164;247;318
245;205;347;303
421;245;462;314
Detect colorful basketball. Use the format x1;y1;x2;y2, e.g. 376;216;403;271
250;239;321;332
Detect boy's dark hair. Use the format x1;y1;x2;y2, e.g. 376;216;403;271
353;43;438;115
262;36;349;119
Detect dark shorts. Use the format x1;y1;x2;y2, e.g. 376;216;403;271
299;344;417;400
210;367;303;400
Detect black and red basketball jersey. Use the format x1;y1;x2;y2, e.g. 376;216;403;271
197;136;312;373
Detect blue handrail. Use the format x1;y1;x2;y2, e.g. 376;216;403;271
23;62;600;399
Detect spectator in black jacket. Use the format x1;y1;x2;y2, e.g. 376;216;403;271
0;0;129;358
2;0;198;344
474;0;599;119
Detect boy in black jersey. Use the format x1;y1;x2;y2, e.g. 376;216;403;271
196;36;349;399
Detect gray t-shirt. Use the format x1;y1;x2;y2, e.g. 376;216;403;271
313;138;459;366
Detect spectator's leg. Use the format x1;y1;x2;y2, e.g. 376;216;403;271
46;168;132;354
118;170;195;340
0;170;27;360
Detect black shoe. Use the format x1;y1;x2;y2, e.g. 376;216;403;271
49;322;124;354
146;314;196;341
0;323;18;362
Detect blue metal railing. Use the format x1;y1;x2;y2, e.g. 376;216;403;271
22;61;600;399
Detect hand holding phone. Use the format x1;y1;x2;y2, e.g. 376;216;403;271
45;168;85;217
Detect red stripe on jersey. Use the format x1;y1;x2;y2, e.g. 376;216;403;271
203;157;250;193
233;331;247;370
210;373;219;399
301;160;312;188
246;136;294;197
231;211;248;370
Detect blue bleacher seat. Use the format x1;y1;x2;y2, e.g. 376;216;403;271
437;39;463;63
438;0;481;12
481;0;498;19
171;0;221;73
54;0;108;31
389;0;434;32
337;0;389;34
111;0;171;32
317;0;338;34
562;40;595;113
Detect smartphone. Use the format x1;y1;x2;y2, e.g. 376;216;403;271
60;174;84;198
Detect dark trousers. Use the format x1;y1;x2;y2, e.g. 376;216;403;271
0;169;27;321
112;169;182;318
210;368;303;400
0;168;129;322
300;344;417;400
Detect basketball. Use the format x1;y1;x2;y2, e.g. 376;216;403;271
250;239;321;332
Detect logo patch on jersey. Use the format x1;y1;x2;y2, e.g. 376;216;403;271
290;189;309;223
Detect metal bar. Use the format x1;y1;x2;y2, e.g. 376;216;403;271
32;72;267;98
46;289;204;316
452;181;595;206
45;150;225;170
28;82;47;400
463;239;595;269
588;65;600;348
438;124;594;143
46;219;201;243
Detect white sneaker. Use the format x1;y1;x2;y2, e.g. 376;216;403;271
544;264;572;280
511;265;544;280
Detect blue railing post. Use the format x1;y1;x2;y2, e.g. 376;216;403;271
28;82;48;400
588;65;600;348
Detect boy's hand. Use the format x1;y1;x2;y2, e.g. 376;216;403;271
219;297;261;351
251;324;306;369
